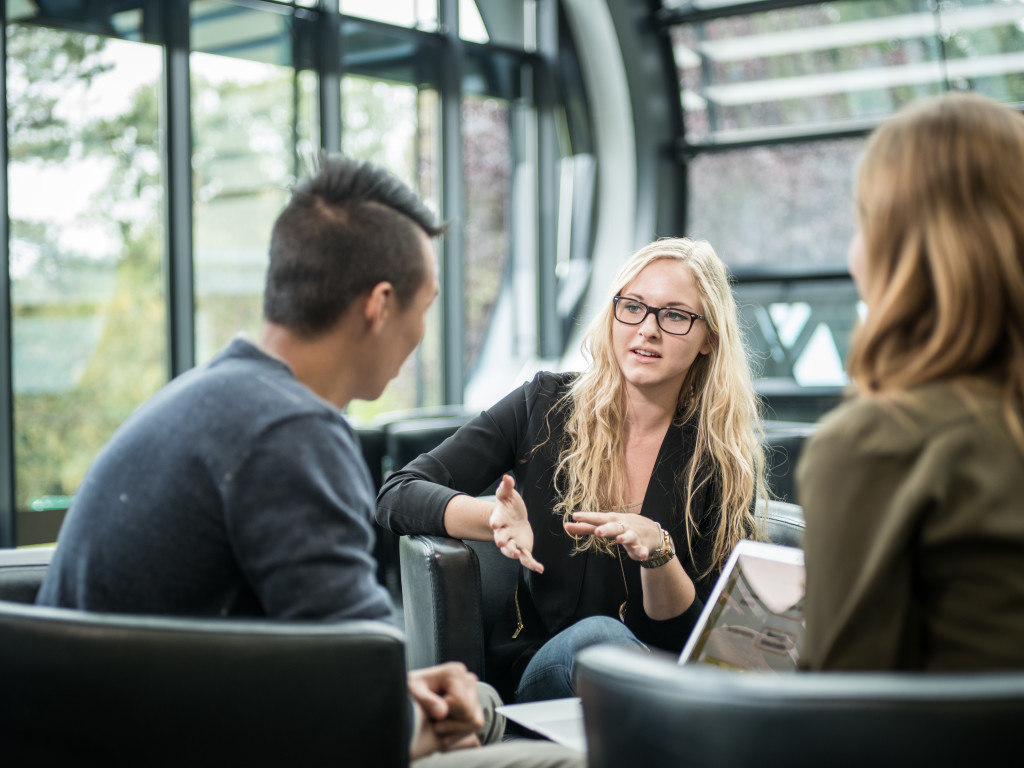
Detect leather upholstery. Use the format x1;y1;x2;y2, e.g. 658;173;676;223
0;545;55;604
759;497;804;548
0;599;410;766
399;500;805;678
370;412;475;595
354;425;387;492
383;414;476;477
577;644;1022;766
355;425;394;586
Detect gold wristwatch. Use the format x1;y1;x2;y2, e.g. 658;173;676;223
640;527;676;569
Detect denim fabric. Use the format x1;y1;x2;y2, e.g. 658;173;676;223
515;616;648;703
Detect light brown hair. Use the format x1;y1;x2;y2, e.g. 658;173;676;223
847;92;1024;450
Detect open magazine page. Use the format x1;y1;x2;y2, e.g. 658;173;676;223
496;698;586;752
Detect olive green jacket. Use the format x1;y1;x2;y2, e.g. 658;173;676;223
796;380;1024;671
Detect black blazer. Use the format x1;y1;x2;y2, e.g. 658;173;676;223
377;372;722;697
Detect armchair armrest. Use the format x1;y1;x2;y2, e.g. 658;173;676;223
399;534;487;676
399;533;519;680
0;545;55;604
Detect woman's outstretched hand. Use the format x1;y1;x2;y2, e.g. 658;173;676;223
566;511;663;563
489;474;544;573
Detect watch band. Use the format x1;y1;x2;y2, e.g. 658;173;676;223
640;527;676;569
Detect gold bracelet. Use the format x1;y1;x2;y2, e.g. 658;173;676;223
640;527;676;569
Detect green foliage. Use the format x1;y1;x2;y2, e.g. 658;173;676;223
7;25;514;508
9;26;164;506
6;25;111;162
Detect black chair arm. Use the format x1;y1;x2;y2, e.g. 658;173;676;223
0;600;410;767
577;644;1023;767
399;534;487;675
0;545;55;604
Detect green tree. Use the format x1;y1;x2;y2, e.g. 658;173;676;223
8;26;166;508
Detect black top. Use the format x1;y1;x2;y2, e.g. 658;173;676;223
377;371;723;697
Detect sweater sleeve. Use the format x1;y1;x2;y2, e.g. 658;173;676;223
223;414;395;623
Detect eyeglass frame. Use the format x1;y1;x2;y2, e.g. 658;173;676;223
612;296;706;336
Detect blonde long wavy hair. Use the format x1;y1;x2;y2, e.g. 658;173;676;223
847;92;1024;453
550;238;767;575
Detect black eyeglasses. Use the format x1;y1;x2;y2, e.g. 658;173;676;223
612;296;706;336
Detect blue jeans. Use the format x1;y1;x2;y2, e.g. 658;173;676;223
515;616;648;703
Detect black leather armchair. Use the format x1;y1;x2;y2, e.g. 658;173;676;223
0;599;410;766
399;499;804;678
0;545;55;603
367;412;476;595
576;643;1023;767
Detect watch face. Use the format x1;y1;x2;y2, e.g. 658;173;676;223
641;534;676;568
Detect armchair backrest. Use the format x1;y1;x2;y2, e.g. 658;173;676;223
0;600;410;767
759;498;804;548
382;415;476;478
577;644;1024;767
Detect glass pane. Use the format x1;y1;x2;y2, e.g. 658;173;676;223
687;138;863;269
467;0;534;48
192;0;295;65
342;17;442;84
733;276;859;422
340;0;438;30
464;43;527;99
191;1;311;364
7;26;166;544
341;76;444;419
940;0;1024;101
462;94;511;380
674;0;948;143
734;278;860;389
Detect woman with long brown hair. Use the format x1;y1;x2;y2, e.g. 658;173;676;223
798;91;1024;671
378;237;766;702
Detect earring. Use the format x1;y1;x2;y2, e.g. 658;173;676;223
683;380;697;408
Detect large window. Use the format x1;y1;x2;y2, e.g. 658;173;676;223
659;0;1024;411
2;0;576;546
687;138;861;269
341;74;444;418
191;1;313;363
669;0;1024;145
7;23;166;545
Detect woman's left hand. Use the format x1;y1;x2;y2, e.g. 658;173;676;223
565;512;665;563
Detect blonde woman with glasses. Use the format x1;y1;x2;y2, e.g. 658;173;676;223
797;92;1024;671
378;237;766;703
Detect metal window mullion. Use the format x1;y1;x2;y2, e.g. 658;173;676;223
439;0;464;405
655;0;824;28
536;0;559;359
319;4;342;154
163;0;195;379
1;5;15;547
